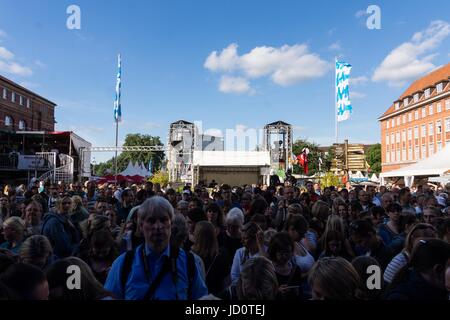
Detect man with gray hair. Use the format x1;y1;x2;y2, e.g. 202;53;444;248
104;196;208;299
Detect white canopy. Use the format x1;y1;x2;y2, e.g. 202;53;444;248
120;161;150;177
380;145;450;178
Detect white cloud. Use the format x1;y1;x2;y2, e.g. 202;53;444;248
205;43;329;90
372;20;450;87
0;47;14;60
329;41;341;51
204;43;239;72
349;76;369;86
218;76;253;94
355;10;367;18
0;30;6;38
0;60;33;76
351;91;366;99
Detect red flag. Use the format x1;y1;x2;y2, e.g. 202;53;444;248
296;149;309;175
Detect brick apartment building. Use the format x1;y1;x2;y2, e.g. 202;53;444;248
0;75;56;132
379;63;450;173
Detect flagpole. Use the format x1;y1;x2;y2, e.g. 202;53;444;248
114;120;118;186
335;57;338;144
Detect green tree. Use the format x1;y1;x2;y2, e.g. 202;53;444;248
292;139;323;176
320;171;341;188
95;134;164;176
366;144;381;173
150;170;169;187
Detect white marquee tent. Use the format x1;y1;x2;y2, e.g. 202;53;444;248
380;145;450;186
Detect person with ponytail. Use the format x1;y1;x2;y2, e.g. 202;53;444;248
385;238;450;300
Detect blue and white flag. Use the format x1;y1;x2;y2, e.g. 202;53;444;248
113;54;122;122
336;60;352;122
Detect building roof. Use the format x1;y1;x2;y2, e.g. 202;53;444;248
265;120;291;127
0;74;57;106
380;63;450;118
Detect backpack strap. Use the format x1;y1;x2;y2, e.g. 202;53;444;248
186;250;196;299
120;249;136;296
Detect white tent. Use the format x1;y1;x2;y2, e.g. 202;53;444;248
380;146;450;178
120;161;136;176
370;173;380;183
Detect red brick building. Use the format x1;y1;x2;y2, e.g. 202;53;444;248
0;75;56;132
379;63;450;173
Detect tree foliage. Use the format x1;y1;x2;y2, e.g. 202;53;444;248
320;171;341;188
366;143;381;173
94;134;164;176
150;171;169;187
292;139;324;176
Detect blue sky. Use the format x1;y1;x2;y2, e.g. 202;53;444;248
0;0;449;162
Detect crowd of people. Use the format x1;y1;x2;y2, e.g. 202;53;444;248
0;178;449;300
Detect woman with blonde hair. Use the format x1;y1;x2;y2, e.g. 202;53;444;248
19;235;56;269
191;221;229;295
70;195;89;228
0;216;26;254
308;256;363;300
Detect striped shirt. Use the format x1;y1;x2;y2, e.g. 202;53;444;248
384;251;408;284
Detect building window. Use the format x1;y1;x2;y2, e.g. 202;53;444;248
396;150;401;161
408;113;412;122
18;120;26;130
391;119;395;128
26;98;30;108
436;120;442;134
421;125;426;138
421;144;426;158
429;105;433;115
429;123;434;136
446;118;450;132
437;141;442;151
396;117;400;126
2;88;6;99
386;121;389;129
422;107;426;118
391;133;395;144
424;88;431;98
396;132;400;143
403;98;409;106
408;146;412;160
402;130;406;142
414;110;419;120
19;95;23;106
386;151;390;163
408;128;412;140
386;134;389;145
414;126;419;139
391;151;395;162
395;102;400;110
413;93;420;103
402;115;406;124
436;82;443;93
429;143;434;155
446;99;450;111
402;147;406;160
437;103;442;113
415;146;420;160
11;92;15;103
4;116;12;126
